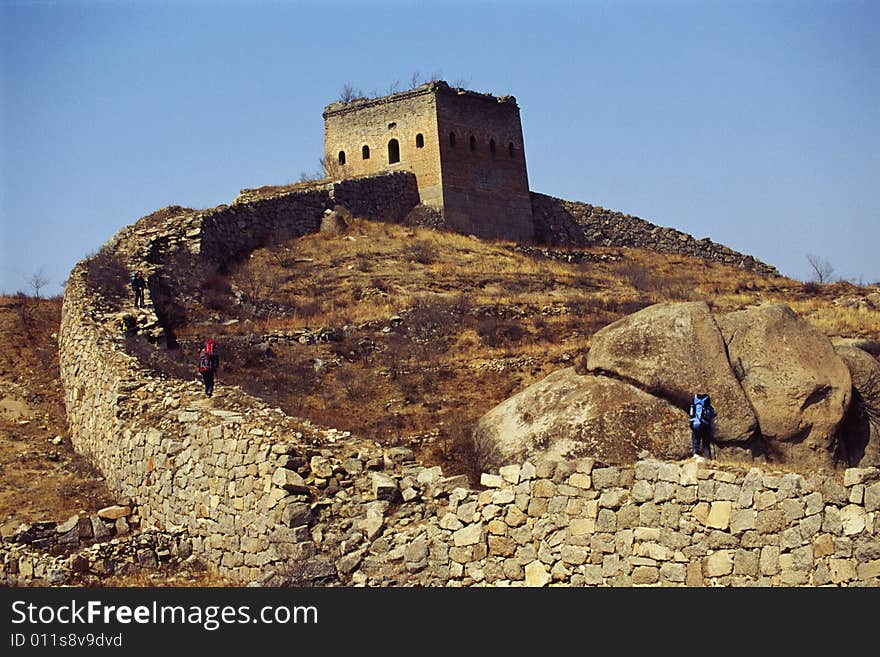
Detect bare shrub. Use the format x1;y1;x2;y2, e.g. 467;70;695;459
394;371;430;405
567;298;599;317
199;271;233;311
433;414;480;484
340;372;371;401
337;83;365;103
83;248;129;304
404;296;466;351
617;299;653;315
859;369;880;431
233;265;280;317
295;299;322;320
320;156;342;181
662;282;698;302
409;240;438;265
124;335;191;380
476;317;526;348
615;260;653;291
12;291;36;328
268;246;297;269
355;255;372;272
381;296;468;380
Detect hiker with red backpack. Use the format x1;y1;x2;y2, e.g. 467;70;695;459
199;338;220;397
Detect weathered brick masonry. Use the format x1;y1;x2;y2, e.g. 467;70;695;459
32;172;876;587
324;81;534;243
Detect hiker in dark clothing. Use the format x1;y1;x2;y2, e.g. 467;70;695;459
688;393;716;458
131;270;146;308
199;338;220;397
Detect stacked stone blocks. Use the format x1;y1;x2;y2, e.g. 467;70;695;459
49;171;875;587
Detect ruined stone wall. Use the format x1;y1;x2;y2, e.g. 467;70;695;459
531;192;780;276
53;172;420;584
47;172;879;588
7;433;880;586
199;172;420;267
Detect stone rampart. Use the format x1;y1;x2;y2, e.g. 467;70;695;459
531;192;780;276
49;173;879;587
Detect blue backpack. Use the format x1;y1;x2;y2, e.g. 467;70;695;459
689;394;714;430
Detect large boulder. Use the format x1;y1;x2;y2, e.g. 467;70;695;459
716;304;851;468
587;301;757;443
319;205;351;234
835;345;880;467
832;338;880;357
472;367;691;472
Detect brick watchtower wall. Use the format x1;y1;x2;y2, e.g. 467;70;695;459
434;84;533;242
323;86;442;208
323;81;534;242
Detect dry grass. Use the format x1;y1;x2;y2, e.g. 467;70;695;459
132;219;880;482
787;299;880;338
0;296;116;526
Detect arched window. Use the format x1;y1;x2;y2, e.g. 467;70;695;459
362;145;370;159
469;135;477;151
489;138;496;155
388;139;400;164
338;150;346;165
415;133;424;148
449;132;456;147
508;142;515;158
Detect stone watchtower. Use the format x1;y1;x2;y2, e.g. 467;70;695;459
322;80;534;241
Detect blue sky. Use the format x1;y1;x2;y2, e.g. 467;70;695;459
2;0;878;296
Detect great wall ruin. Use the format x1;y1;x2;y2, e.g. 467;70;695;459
2;168;878;587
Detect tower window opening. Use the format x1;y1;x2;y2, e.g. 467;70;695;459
469;135;476;151
508;142;515;158
362;145;370;159
449;132;456;147
415;133;424;148
338;150;346;165
489;138;496;155
388;138;400;164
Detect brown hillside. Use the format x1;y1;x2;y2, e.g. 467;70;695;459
3;223;877;587
124;218;880;481
0;295;113;532
0;295;231;586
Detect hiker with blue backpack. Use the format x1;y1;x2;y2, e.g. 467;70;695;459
130;270;146;308
689;393;716;458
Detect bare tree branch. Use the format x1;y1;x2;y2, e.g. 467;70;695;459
29;270;49;298
806;253;834;284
